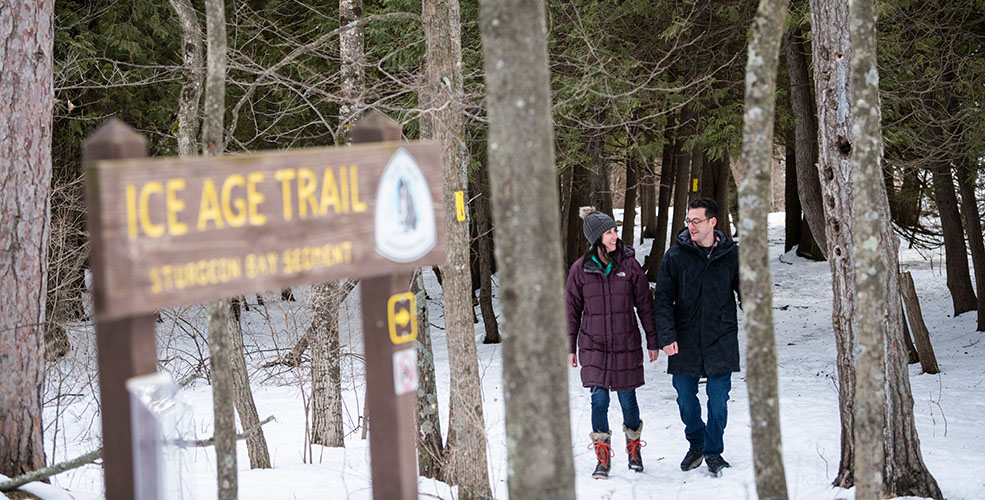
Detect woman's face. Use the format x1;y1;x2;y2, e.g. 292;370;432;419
601;227;618;252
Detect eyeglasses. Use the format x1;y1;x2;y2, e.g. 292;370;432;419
684;218;707;226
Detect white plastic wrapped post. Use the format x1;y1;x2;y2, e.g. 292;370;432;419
126;372;195;500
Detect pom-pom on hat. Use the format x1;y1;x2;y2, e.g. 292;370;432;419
580;206;617;244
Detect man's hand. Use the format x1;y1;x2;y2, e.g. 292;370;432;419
662;341;679;356
568;353;578;368
648;349;659;362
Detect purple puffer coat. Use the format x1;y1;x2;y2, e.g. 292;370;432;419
566;246;658;391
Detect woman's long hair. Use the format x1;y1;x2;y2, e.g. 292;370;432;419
584;236;624;266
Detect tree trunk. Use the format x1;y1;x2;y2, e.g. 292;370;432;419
894;167;922;231
737;1;790;497
640;159;656;241
809;0;858;486
671;108;695;242
848;2;886;496
899;272;940;374
479;0;577;497
587;124;612;217
309;282;346;447
207;301;238;500
708;154;732;236
811;2;943;496
0;0;52;478
565;163;593;267
622;154;638;246
339;0;365;135
784;130;802;253
424;1;491;497
957;160;985;331
688;147;705;203
168;0;203;157
413;270;445;478
927;145;977;316
229;324;271;467
475;172;501;344
784;24;827;257
650;126;677;275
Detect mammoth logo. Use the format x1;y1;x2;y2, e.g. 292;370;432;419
374;148;436;263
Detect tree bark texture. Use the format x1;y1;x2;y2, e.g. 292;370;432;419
688;147;704;203
587;124;612;217
424;1;491;497
622;154;638;246
812;2;943;496
956;161;985;331
671;109;695;243
808;0;857;485
640;159;656;241
925;130;977;316
207;301;237;499
479;0;577;497
413;271;444;478
564;163;592;268
653;128;676;267
784;24;827;256
168;0;203;156
474;171;501;343
848;2;886;496
737;1;790;498
309;281;346;447
227;324;271;468
899;272;940;374
0;0;53;478
339;0;365;134
784;131;801;252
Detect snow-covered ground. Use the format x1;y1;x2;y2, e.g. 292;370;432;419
15;211;985;499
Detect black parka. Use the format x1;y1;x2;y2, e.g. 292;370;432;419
653;229;741;378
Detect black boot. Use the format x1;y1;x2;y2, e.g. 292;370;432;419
589;432;613;479
680;446;704;471
706;455;731;476
624;421;645;472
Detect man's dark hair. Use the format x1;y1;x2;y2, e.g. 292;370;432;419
688;197;718;219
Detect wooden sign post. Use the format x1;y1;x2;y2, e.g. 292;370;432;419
84;111;443;500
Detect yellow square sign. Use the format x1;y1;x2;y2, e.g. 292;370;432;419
387;292;418;344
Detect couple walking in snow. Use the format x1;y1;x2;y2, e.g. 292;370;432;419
565;198;741;479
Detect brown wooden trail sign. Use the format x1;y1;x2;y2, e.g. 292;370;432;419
84;112;444;500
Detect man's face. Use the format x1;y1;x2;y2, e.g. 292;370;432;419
685;207;716;246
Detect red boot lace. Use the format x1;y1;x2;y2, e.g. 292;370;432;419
588;442;614;466
626;439;647;458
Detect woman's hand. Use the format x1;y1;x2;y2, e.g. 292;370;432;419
568;353;578;368
648;349;659;362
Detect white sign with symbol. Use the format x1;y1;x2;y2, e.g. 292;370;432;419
392;348;419;396
374;148;437;263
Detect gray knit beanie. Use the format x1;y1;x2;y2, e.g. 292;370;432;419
580;206;617;244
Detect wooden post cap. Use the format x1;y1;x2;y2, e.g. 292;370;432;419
351;110;402;143
83;119;149;162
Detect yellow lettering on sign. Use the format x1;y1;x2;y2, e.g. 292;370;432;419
221;174;247;227
275;169;296;221
166;178;188;236
149;257;243;294
319;168;341;215
246;172;267;226
298;168;319;218
198;178;225;231
339;165;350;213
139;181;165;237
126;184;139;238
245;252;278;278
350;165;367;212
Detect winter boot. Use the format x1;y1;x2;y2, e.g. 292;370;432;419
706;455;731;476
624;420;645;472
680;446;704;471
589;431;613;479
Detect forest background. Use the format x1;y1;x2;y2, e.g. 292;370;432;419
2;0;984;498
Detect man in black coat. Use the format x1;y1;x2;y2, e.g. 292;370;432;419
653;197;741;477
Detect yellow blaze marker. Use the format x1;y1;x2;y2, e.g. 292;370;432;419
692;178;699;192
455;190;466;222
387;292;417;345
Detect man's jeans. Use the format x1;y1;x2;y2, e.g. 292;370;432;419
672;373;732;457
590;387;640;434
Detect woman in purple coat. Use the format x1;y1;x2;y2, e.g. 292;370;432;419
566;206;660;479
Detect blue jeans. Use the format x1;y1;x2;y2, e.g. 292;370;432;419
672;373;731;457
590;387;640;434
